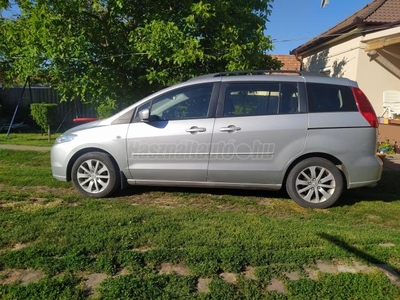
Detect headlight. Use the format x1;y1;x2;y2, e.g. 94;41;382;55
55;134;77;144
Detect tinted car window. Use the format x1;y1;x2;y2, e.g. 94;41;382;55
149;84;213;121
307;83;357;113
223;83;299;117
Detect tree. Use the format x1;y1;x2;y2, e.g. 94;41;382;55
0;0;281;108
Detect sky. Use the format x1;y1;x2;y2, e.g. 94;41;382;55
267;0;373;54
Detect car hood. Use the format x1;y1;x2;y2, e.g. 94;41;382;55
64;120;104;134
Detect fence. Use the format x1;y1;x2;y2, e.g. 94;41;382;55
0;86;97;131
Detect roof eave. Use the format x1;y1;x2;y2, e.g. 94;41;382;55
290;20;364;55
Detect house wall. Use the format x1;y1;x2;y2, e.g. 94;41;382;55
300;30;400;116
356;47;400;116
301;35;362;80
357;27;400;117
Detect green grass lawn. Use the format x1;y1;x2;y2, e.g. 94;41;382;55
0;147;399;299
0;133;61;147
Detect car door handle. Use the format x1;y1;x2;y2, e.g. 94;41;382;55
185;126;206;134
220;125;241;133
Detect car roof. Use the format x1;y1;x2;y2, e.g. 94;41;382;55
187;70;358;86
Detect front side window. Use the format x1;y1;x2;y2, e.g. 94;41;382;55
223;83;299;117
147;84;213;121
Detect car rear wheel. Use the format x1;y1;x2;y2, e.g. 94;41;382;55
72;152;119;198
286;158;343;209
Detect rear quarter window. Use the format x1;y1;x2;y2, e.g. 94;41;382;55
307;83;358;113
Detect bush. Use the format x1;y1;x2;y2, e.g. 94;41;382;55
30;103;58;140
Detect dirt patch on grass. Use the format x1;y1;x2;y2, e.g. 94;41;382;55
1;198;65;212
197;278;212;293
159;263;191;276
243;266;257;280
219;272;237;284
266;278;286;294
84;273;108;298
12;243;29;251
0;269;45;285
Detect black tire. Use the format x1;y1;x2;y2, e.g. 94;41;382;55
286;158;344;209
71;152;119;198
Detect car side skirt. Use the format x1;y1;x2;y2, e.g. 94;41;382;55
127;179;282;190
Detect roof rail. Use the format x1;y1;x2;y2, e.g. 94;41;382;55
188;70;325;81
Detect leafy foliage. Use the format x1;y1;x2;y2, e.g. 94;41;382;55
0;0;281;106
30;103;58;140
378;141;396;154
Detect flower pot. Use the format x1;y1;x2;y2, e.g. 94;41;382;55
376;153;386;162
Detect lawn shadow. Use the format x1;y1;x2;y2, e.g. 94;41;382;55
318;232;400;282
116;184;288;201
115;170;399;207
338;170;400;206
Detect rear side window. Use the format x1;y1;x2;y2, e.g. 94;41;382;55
223;83;300;117
307;83;357;113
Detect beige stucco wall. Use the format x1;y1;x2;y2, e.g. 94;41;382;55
300;27;400;115
301;36;362;80
358;28;400;116
356;47;400;116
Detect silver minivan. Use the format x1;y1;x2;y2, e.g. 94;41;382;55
51;71;382;208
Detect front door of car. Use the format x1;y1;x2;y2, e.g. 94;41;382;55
126;83;218;183
207;82;308;186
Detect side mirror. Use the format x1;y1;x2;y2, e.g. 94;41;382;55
138;108;150;121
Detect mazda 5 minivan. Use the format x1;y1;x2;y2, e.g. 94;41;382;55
51;70;382;208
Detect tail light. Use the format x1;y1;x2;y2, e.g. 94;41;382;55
352;87;379;128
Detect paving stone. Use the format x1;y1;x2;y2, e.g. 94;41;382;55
243;266;257;280
12;243;28;251
284;271;300;280
316;260;338;273
0;269;44;285
352;261;371;272
376;264;400;287
20;270;45;285
337;264;357;273
220;272;237;284
379;243;395;247
84;273;108;298
116;267;130;276
159;263;190;276
303;266;317;279
266;278;286;294
197;278;212;293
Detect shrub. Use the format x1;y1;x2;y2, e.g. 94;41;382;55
30;103;58;141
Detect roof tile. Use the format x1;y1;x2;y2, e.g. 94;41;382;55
291;0;400;54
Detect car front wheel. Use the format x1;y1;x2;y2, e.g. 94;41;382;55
72;152;119;198
286;158;344;209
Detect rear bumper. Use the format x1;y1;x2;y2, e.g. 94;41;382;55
345;155;382;189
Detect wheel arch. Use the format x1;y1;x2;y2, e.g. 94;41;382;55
283;152;348;189
66;147;120;182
